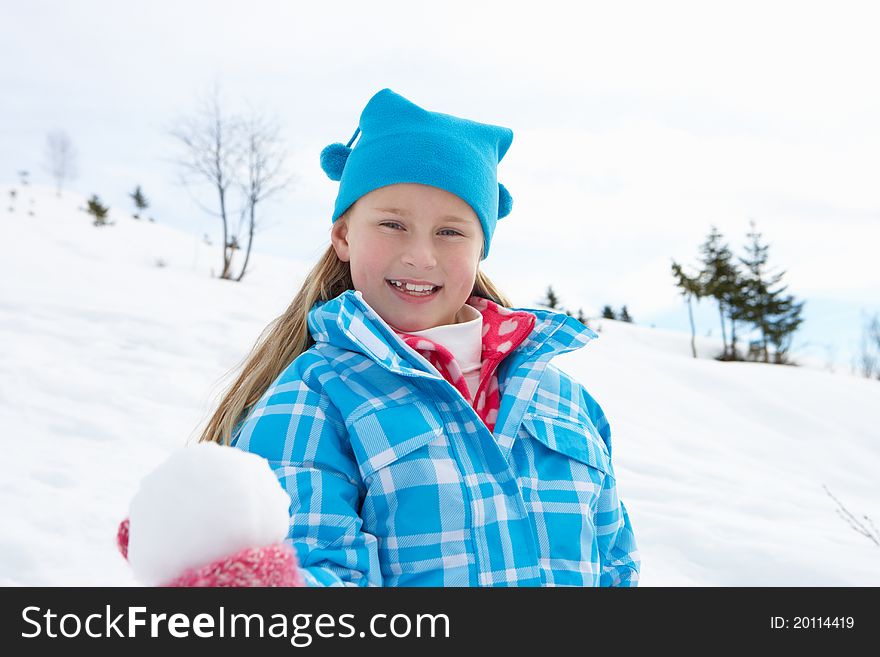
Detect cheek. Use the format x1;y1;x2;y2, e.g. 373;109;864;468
447;253;479;288
349;249;388;287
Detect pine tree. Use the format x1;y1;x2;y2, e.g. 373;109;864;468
540;285;561;309
601;305;616;320
130;185;149;219
86;195;110;226
765;295;805;364
698;226;739;359
723;266;749;360
575;308;589;326
736;220;788;362
619;305;633;323
671;259;704;358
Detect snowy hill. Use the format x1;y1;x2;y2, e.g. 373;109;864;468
3;184;879;586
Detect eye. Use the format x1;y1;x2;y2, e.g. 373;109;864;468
380;221;462;237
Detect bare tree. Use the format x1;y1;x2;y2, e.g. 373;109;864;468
169;86;243;280
234;112;295;281
823;484;879;547
870;313;880;378
44;130;78;196
671;259;704;358
170;86;295;282
855;311;880;379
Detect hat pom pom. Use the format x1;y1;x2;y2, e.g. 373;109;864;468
320;143;351;181
498;182;513;219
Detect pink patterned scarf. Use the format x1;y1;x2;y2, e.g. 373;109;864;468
391;295;536;433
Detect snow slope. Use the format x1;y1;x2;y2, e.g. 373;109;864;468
3;184;878;586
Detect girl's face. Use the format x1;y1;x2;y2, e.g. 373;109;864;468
330;183;484;332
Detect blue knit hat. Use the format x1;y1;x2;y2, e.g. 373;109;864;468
320;88;513;260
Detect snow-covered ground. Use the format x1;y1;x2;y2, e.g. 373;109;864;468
3;185;878;586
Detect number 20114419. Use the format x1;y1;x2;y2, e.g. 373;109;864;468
770;616;854;629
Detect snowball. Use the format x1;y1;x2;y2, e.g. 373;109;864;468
127;442;291;586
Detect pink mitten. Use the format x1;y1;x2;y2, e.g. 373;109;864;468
117;518;304;586
116;443;306;587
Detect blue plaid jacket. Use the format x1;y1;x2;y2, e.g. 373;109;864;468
232;289;640;586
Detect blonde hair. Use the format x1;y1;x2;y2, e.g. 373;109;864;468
197;215;512;446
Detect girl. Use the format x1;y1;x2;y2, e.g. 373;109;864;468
199;88;640;587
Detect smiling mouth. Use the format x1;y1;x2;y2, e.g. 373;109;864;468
386;279;442;297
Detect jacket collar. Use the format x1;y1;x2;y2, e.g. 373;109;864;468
307;289;598;380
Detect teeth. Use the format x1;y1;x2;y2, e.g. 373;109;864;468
389;280;438;292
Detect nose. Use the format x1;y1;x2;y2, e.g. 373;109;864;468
400;237;437;271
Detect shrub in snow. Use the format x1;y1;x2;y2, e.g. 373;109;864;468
129;185;149;219
86;194;111;227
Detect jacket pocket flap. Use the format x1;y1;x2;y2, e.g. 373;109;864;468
521;413;612;475
348;402;444;479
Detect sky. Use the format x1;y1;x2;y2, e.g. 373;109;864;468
2;0;878;368
3;185;879;586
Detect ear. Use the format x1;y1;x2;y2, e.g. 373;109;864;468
330;217;351;263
